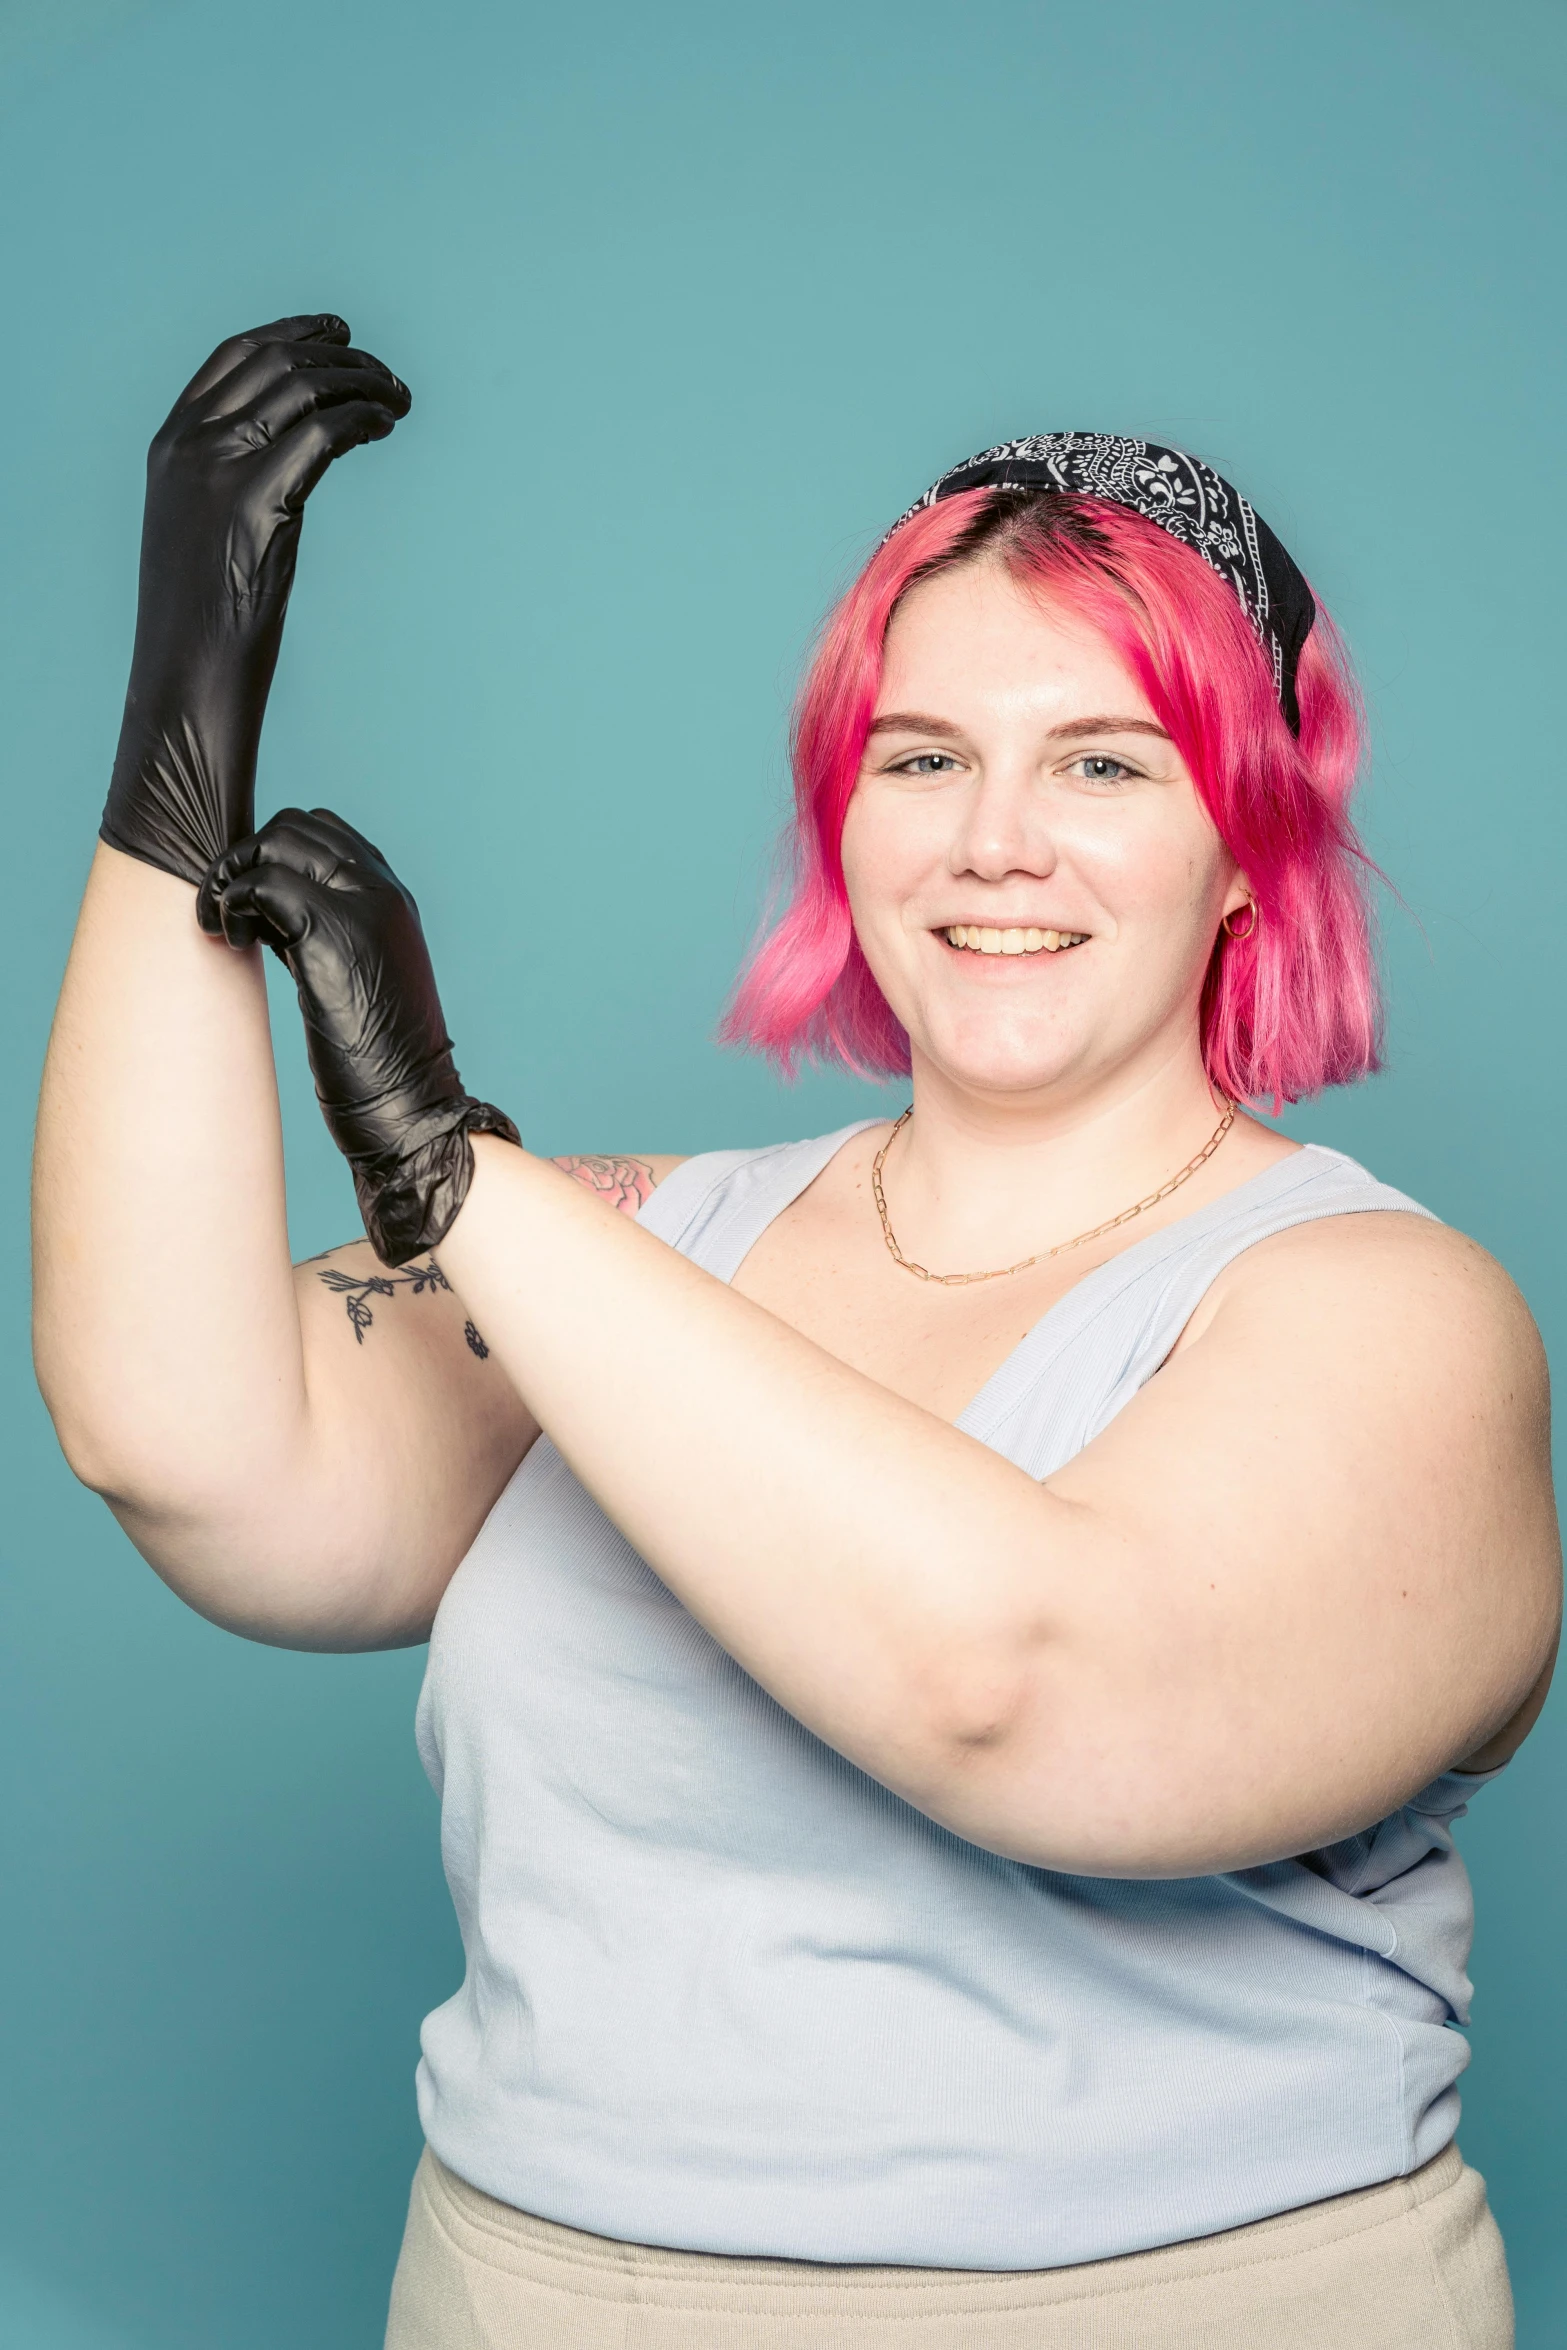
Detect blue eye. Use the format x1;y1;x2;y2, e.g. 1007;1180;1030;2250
1072;755;1134;783
894;752;962;776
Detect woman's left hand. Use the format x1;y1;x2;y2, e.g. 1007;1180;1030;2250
102;317;411;884
196;808;519;1265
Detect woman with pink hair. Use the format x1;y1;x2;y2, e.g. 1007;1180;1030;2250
34;328;1558;2347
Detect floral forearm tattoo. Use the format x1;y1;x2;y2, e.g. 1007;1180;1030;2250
309;1155;655;1354
553;1154;657;1215
312;1251;489;1358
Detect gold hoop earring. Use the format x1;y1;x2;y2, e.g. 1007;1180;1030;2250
1222;900;1260;942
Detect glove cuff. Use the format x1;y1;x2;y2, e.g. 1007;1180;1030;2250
351;1099;522;1267
102;689;259;886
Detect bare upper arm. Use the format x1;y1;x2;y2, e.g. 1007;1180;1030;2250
1027;1211;1561;1870
213;1237;537;1649
259;1155;688;1646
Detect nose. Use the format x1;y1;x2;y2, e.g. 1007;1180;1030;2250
947;763;1058;884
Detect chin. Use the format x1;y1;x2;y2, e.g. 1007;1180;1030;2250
914;1013;1089;1097
946;1058;1085;1099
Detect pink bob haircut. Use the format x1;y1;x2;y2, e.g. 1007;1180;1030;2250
721;488;1382;1107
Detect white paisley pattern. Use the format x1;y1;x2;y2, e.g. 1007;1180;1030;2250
886;432;1314;719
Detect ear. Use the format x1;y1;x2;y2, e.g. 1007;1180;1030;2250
1221;874;1255;922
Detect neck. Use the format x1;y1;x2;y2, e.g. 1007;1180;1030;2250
884;1040;1267;1271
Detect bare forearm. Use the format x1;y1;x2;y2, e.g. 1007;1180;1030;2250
32;843;307;1511
438;1137;1062;1809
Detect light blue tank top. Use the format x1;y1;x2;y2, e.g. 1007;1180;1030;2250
414;1128;1499;2269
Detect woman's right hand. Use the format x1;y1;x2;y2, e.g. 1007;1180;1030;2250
197;807;520;1267
100;315;411;885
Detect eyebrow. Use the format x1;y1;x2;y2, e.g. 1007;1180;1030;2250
865;710;1172;743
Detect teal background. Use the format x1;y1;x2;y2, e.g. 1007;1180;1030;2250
1;0;1562;2340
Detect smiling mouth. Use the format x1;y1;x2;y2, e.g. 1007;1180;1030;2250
941;924;1090;956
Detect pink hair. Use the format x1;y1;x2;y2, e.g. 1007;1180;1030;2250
721;488;1381;1106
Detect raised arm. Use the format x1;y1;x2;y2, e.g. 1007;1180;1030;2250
32;320;527;1649
34;844;533;1647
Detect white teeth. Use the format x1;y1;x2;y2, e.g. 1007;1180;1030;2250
943;924;1088;956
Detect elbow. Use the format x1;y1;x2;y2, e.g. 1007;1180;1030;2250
32;1310;129;1498
37;1372;441;1654
35;1363;130;1503
33;1307;301;1522
930;1662;1039;1770
35;1352;171;1511
899;1649;1218;1878
44;1404;195;1525
898;1638;1058;1831
35;1356;257;1529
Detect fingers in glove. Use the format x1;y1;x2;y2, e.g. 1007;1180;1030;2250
198;811;323;918
252;399;403;516
195;808;388;936
196;827;262;937
196;815;334;949
276;806;407;897
235;361;411;450
296;806;394;870
244;805;376;883
198;337;410;426
176;313;351;409
200;861;320;954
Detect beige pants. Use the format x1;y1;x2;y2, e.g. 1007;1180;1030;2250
384;2142;1512;2349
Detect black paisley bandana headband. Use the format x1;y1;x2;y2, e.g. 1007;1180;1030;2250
887;434;1316;734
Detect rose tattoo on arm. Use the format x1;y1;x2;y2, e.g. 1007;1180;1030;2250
553;1155;657;1216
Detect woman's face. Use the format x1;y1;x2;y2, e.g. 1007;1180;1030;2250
840;557;1252;1102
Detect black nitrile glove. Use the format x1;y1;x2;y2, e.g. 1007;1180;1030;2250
102;315;411;885
196;808;519;1265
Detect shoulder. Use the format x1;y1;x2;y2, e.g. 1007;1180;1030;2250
551;1153;688;1216
1192;1206;1559;1774
1231;1204;1538;1337
1197;1204;1550;1432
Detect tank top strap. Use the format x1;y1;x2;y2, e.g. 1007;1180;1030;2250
962;1143;1437;1480
635;1120;882;1280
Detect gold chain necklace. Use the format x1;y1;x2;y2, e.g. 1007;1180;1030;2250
870;1099;1237;1286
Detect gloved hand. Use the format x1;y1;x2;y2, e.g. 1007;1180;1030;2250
102;315;411;885
196;808;519;1265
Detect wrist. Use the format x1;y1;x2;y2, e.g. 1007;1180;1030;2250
352;1100;522;1268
